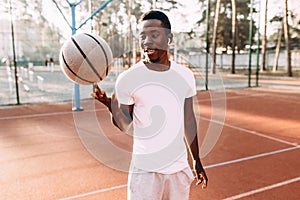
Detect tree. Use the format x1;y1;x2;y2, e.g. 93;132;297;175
288;10;300;49
211;0;222;74
153;0;178;10
196;0;256;56
270;16;283;72
231;0;237;74
124;0;133;67
84;0;129;57
273;23;283;72
283;0;292;76
261;0;268;71
2;0;63;62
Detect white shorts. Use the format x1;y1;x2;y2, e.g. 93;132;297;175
127;167;195;200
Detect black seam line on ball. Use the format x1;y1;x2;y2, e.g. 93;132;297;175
62;52;94;84
71;37;103;81
84;33;109;77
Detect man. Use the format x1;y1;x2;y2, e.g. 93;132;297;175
91;10;207;200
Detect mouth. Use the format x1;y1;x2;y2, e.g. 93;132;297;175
143;49;162;64
144;48;157;56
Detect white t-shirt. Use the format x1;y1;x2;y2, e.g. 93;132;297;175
115;60;196;174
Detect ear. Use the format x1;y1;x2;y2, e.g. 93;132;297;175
168;33;173;44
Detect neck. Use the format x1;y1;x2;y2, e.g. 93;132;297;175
144;61;170;72
143;52;170;71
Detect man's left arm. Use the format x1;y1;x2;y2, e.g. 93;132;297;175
184;96;208;189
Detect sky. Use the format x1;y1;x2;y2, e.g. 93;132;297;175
43;0;74;37
258;0;300;35
43;0;300;38
2;0;300;38
42;0;202;38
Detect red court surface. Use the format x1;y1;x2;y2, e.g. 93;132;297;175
0;87;299;200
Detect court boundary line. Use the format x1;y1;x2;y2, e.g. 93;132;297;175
196;92;266;102
60;114;299;199
196;88;300;104
200;116;298;147
60;184;127;200
60;145;300;199
204;146;300;169
0;108;106;120
223;176;300;200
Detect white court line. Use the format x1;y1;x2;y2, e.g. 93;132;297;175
60;146;300;199
204;146;300;169
196;92;266;102
200;116;298;147
60;184;128;200
0;108;106;120
0;111;72;120
223;176;300;200
60;111;299;199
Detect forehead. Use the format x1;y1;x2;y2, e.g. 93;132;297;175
139;19;169;34
142;19;164;28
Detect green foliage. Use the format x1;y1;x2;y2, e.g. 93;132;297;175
196;0;257;51
269;10;300;50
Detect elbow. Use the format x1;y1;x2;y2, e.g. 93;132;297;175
117;124;127;132
112;117;132;132
119;122;133;132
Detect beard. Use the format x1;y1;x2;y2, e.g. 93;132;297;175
149;57;160;63
144;52;160;64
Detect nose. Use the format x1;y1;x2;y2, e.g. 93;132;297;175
143;36;153;46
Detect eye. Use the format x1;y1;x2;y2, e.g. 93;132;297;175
140;34;146;40
151;33;159;39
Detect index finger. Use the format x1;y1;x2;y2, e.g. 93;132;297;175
202;179;207;189
94;82;99;89
93;83;101;92
200;173;208;189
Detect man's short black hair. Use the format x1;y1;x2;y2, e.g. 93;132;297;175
140;10;171;33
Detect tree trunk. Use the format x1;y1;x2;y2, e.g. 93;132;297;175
261;0;268;71
231;0;237;74
126;0;132;67
211;0;222;74
273;24;282;72
283;0;292;76
152;0;157;9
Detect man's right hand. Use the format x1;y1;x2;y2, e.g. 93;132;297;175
91;83;133;132
90;83;112;112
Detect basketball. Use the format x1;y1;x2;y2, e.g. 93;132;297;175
59;32;113;85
